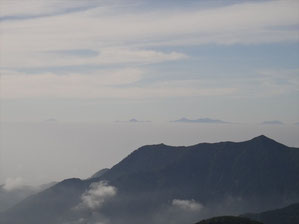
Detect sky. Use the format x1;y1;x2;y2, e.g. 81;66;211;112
0;0;299;185
0;0;298;123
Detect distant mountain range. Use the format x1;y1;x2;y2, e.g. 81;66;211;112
260;120;284;125
1;135;299;224
172;117;229;124
115;118;151;123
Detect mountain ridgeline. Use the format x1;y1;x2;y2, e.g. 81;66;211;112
243;202;299;224
195;216;263;224
1;135;299;224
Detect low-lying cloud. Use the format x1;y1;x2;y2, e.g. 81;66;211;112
79;181;117;210
71;181;117;224
172;199;203;212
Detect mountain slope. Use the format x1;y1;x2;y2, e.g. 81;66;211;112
1;135;299;224
0;185;36;212
0;182;56;212
0;178;88;224
90;168;110;178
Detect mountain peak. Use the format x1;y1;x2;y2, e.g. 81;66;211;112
253;135;270;140
249;135;285;147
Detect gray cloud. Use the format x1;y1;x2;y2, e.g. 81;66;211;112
2;177;24;191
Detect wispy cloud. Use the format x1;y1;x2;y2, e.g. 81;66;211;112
172;199;203;212
0;47;187;68
1;66;298;99
0;0;298;102
0;0;100;19
258;68;299;93
232;68;299;98
0;69;236;99
1;0;298;69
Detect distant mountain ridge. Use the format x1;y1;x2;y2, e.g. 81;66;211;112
193;202;299;224
115;118;151;123
172;117;229;124
243;202;299;224
195;216;263;224
90;168;109;179
1;135;299;224
260;120;284;125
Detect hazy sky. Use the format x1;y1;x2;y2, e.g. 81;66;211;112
0;0;298;123
0;0;299;186
1;122;299;185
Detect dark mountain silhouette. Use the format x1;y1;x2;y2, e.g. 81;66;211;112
195;216;263;224
243;202;299;224
172;117;229;124
1;135;299;224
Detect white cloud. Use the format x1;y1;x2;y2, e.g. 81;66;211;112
0;47;187;68
172;199;203;212
78;181;117;210
2;177;24;191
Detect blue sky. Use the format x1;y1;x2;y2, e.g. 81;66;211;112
0;0;299;123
